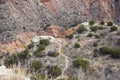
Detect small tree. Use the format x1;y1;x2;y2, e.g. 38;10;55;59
48;51;59;57
100;21;105;25
110;26;118;32
93;42;98;47
28;43;34;49
77;25;87;33
66;34;73;39
30;61;43;72
30;74;45;80
0;29;2;33
47;65;62;78
89;20;96;25
39;39;50;46
73;58;89;70
90;26;98;32
74;43;80;48
107;21;113;26
87;33;93;37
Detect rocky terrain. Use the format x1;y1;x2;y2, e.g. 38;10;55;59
0;0;120;80
0;0;120;41
0;21;119;80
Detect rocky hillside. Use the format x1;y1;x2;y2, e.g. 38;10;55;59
0;0;120;41
0;21;119;80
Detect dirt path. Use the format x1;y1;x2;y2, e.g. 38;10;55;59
55;39;69;79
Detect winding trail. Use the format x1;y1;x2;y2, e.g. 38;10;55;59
55;38;69;79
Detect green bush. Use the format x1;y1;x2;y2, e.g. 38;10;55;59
87;33;93;37
110;26;118;32
0;29;2;33
107;22;113;26
39;39;50;46
99;47;111;55
30;74;45;80
93;42;98;47
4;58;13;68
94;48;99;53
36;44;46;53
98;26;104;30
48;51;59;57
93;53;98;57
4;50;31;67
47;65;62;78
89;20;96;25
93;49;99;57
34;51;46;57
99;47;120;58
73;58;89;70
100;21;105;25
28;43;34;49
94;34;100;38
90;26;98;32
30;61;43;72
66;34;73;39
77;25;87;33
74;43;80;48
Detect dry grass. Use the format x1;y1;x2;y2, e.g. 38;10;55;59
0;63;30;80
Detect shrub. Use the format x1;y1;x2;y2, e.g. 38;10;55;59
94;34;100;38
34;51;46;57
28;43;34;49
30;61;43;72
39;39;50;46
93;48;99;57
47;65;62;78
99;47;111;55
94;48;99;53
93;53;98;57
107;21;113;26
100;21;105;25
100;33;106;37
66;34;73;39
4;58;13;68
30;74;45;80
90;26;98;32
89;20;96;25
37;44;46;52
74;43;80;48
110;26;118;32
0;29;2;33
87;33;93;37
73;58;89;70
77;25;87;33
98;26;104;30
48;51;59;57
110;50;120;58
93;42;98;47
99;47;120;58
